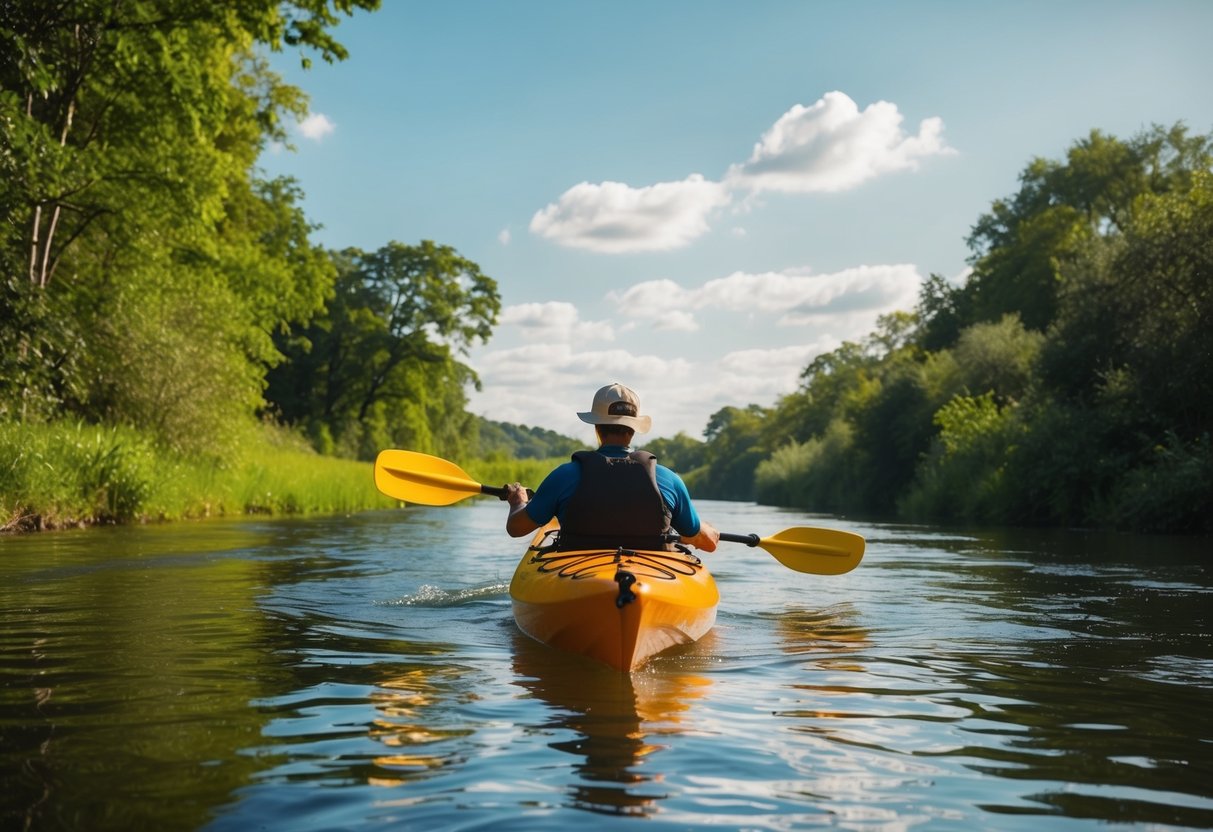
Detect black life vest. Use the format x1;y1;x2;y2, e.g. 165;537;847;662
557;450;674;551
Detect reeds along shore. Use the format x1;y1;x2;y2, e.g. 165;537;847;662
0;420;569;534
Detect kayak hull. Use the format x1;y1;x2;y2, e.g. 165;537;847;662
509;524;718;672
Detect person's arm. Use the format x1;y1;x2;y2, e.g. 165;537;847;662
505;482;541;537
658;465;719;552
680;519;719;552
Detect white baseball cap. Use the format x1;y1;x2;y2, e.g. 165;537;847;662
576;383;652;434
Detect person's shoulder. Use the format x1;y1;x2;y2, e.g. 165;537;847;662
654;463;688;487
542;459;581;482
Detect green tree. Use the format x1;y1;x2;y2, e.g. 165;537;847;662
267;241;501;459
639;432;706;474
684;405;768;500
948;314;1044;404
928;125;1213;344
0;0;379;449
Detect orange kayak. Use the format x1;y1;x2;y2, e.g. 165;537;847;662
509;522;719;672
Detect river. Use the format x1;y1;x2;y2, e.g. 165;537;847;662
2;500;1210;830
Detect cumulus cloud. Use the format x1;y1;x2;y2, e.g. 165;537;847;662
529;175;732;253
714;343;836;402
498;228;511;245
726;91;953;193
298;112;336;141
610;264;923;327
500;301;615;343
469;341;694;434
529;91;952;253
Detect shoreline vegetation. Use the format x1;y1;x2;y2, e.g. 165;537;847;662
0;420;564;534
3;6;1208;538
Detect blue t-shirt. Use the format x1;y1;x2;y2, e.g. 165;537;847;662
524;445;702;536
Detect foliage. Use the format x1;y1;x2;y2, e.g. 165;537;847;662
737;123;1212;533
638;431;707;473
475;418;583;460
949;124;1213;338
0;0;377;453
899;393;1020;524
265;241;500;461
754;420;858;512
0;420;390;531
947;314;1044;404
1100;433;1213;533
464;456;568;495
685;405;768;500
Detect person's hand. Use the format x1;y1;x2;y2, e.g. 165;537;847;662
505;482;540;537
681;520;720;552
505;482;529;509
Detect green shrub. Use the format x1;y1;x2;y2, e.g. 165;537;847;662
1100;433;1213;533
900;393;1020;523
754;419;857;512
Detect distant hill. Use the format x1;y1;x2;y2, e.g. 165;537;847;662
475;418;584;460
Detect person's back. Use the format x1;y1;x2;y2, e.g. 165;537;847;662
504;383;719;553
556;447;670;551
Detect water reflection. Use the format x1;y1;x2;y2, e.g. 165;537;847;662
369;668;475;785
509;629;712;818
1;538;276;831
4;505;1212;830
764;533;1213;828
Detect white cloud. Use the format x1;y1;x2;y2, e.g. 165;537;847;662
726;91;954;194
611;264;923;328
468;341;695;436
528;91;952;253
500;301;615;343
528;175;732;253
466;262;925;440
498;228;511;245
298;112;336;141
714;342;835;402
605;279;701;331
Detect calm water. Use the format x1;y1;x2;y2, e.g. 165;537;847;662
2;500;1211;831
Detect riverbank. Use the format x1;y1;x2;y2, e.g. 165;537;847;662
0;420;392;533
1;420;568;534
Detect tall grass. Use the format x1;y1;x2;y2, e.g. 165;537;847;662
464;456;566;493
1;420;392;532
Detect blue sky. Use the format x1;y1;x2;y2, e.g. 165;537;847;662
258;0;1213;441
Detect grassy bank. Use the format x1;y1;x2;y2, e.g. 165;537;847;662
0;421;575;533
1;420;394;532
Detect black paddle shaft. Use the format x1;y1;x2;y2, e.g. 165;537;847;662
718;532;760;547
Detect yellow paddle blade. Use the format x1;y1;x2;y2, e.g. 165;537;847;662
374;449;489;505
757;527;865;575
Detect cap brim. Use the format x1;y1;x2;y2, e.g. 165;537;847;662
578;412;652;434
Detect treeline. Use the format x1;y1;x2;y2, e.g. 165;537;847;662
4;5;1209;535
0;2;519;527
647;125;1212;534
0;3;504;463
475;419;584;460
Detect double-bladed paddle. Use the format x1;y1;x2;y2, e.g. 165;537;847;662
374;448;865;576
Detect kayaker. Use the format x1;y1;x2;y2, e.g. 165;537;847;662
504;383;720;552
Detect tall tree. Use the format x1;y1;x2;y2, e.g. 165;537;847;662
0;0;379;447
267;241;501;459
926;124;1213;343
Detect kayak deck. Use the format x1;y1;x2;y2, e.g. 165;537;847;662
509;524;719;672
